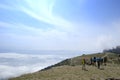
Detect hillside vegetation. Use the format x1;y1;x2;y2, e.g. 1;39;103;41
9;52;120;80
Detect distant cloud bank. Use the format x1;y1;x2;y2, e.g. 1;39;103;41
0;52;72;80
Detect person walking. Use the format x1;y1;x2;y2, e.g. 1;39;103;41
97;58;101;69
93;57;97;66
103;57;107;66
82;58;86;70
90;57;93;65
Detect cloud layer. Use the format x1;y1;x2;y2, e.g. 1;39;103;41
0;52;70;80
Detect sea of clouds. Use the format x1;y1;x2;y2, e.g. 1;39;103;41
0;51;81;80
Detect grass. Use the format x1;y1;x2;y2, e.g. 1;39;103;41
9;64;120;80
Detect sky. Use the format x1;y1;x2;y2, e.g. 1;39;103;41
0;0;120;52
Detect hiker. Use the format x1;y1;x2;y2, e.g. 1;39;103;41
97;57;101;69
90;57;93;65
93;57;97;66
82;58;86;70
118;55;120;64
100;58;103;65
103;57;107;66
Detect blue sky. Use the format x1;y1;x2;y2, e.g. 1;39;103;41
0;0;120;52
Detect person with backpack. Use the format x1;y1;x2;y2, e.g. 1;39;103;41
93;57;97;66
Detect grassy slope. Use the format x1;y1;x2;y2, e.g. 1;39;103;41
9;52;120;80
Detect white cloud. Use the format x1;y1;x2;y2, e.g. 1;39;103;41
0;21;68;38
0;0;75;32
0;64;48;80
0;53;67;80
95;35;114;50
0;53;58;59
19;0;74;32
1;19;120;52
0;21;70;50
0;21;43;34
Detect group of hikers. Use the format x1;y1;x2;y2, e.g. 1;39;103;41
82;56;107;70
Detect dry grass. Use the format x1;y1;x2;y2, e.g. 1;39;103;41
9;63;120;80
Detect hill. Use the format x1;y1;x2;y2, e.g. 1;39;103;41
9;52;120;80
41;52;120;71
